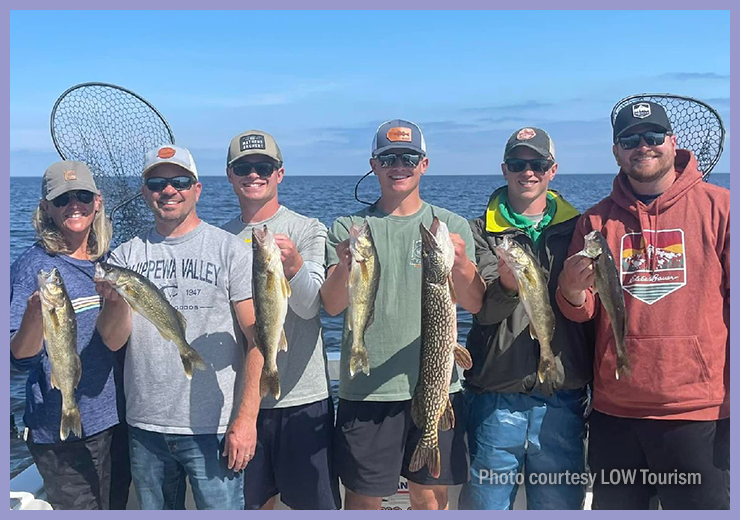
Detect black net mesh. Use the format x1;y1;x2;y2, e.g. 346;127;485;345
611;94;725;181
50;83;175;245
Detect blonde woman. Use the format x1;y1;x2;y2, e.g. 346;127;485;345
10;161;129;509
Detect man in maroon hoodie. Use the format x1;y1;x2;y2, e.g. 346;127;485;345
557;100;729;509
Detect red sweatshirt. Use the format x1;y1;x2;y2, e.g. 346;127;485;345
556;150;730;420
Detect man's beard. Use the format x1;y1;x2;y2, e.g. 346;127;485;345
623;152;675;184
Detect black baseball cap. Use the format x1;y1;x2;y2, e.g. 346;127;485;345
613;101;673;142
504;127;555;160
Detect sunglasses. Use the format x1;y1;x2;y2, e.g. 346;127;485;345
231;161;277;178
617;131;670;150
51;190;95;208
505;158;554;174
375;153;423;168
144;175;196;192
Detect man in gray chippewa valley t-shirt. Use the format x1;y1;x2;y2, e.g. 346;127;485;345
223;130;339;510
95;145;257;510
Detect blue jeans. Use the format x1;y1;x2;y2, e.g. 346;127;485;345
459;389;587;510
129;426;244;510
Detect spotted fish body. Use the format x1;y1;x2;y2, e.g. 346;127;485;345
347;221;379;378
252;225;291;399
494;236;560;389
94;262;206;379
409;218;472;479
38;267;82;441
580;230;631;379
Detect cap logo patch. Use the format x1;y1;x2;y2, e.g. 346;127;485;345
516;128;537;141
158;147;176;159
386;127;412;143
632;103;651;119
240;135;266;151
64;170;76;181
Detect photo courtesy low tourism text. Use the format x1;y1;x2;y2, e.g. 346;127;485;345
478;470;702;487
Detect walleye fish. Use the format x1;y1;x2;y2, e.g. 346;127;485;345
347;220;380;378
579;230;631;379
409;218;472;479
94;263;206;379
495;236;560;387
252;225;290;399
38;268;82;441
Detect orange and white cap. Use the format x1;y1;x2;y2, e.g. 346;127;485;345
142;145;199;179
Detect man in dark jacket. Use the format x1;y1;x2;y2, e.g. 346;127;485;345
459;128;593;510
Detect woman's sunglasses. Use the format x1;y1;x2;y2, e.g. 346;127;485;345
504;158;554;174
145;175;196;192
617;131;670;150
51;190;95;208
232;162;278;178
375;153;423;168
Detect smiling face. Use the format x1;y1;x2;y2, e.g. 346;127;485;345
41;189;101;242
613;123;677;187
227;154;284;206
141;163;201;225
370;147;428;198
501;147;557;214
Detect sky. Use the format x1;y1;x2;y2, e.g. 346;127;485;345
9;10;731;177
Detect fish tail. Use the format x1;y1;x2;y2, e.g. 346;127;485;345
616;350;632;380
180;345;206;379
60;404;82;441
537;350;561;389
349;344;370;378
260;368;281;399
409;439;441;479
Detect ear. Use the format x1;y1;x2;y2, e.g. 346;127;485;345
670;134;678;147
94;194;102;213
226;168;234;185
549;162;558;181
369;157;379;176
612;144;620;165
501;163;508;177
194;182;203;202
275;167;285;184
418;156;429;174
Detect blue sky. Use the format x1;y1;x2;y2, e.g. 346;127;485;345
9;10;731;177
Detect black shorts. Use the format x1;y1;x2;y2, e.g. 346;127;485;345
243;397;340;510
27;424;128;510
334;392;469;497
588;410;730;510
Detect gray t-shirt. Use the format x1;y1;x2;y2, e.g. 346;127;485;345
110;221;252;434
327;202;475;401
222;205;331;409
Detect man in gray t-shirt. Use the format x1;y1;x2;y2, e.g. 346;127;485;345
222;130;339;510
95;145;257;510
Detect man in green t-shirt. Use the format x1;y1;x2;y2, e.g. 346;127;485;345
321;119;485;510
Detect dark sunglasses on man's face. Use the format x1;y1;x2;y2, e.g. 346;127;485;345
52;190;95;208
232;162;277;178
505;158;554;174
375;153;423;168
617;131;670;150
144;175;196;192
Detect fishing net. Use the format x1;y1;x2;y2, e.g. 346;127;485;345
50;82;175;245
611;93;725;181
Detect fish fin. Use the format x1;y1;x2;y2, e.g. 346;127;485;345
281;275;291;298
438;397;455;431
176;310;188;331
349;346;370;378
180;344;206;379
529;323;538;341
260;368;281;400
60;405;82;441
410;394;424;429
616;351;631;380
409;442;441;479
73;356;82;388
453;344;473;370
50;371;59;390
522;266;538;288
447;273;457;304
279;329;288;352
359;259;369;282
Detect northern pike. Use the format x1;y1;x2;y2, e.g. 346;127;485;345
94;262;206;379
494;236;560;387
38;267;82;441
252;225;290;399
409;218;472;479
579;230;631;379
347;220;379;378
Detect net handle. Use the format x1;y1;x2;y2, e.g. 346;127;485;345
49;81;176;160
610;93;725;178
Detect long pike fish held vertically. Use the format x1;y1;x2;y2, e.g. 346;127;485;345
252;225;290;399
409;218;472;479
94;263;206;379
38;267;82;441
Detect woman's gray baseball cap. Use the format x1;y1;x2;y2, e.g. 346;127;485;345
42;161;99;200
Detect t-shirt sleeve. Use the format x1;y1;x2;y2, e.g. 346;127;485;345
227;238;253;302
108;243;128;268
326;217;352;268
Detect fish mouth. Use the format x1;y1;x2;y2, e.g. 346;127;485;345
93;263;107;281
252;226;268;246
419;222;438;250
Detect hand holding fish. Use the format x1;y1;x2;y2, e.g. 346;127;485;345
559;254;596;306
25;290;43;321
497;258;518;295
334;239;352;272
95;279;126;303
274;233;303;280
449;232;469;271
